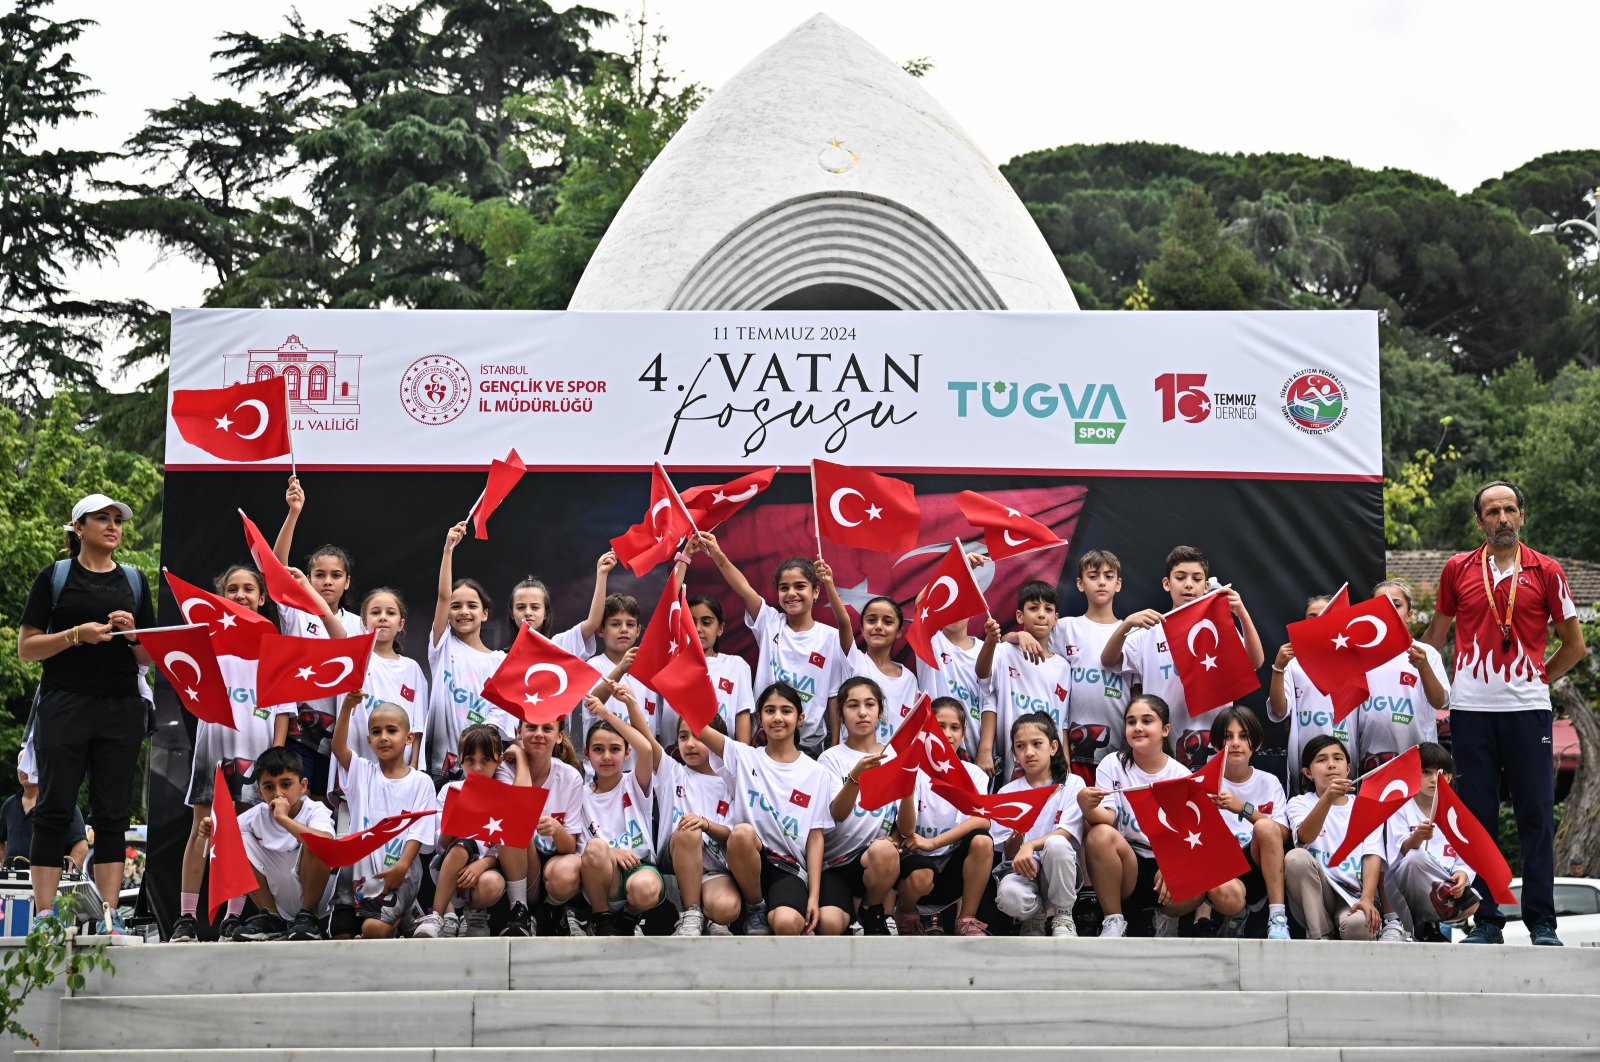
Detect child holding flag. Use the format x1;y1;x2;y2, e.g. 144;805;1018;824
429;520;512;786
1383;742;1481;940
835;595;925;746
1356;580;1447;775
660;715;740;936
497;716;587;937
977;582;1072;786
227;745;334;941
1208;706;1293;939
578;685;663;935
413;724;514;938
992;711;1087;937
1283;735;1388;941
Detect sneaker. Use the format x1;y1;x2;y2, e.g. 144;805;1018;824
565;909;589;937
1048;913;1077;938
1266;911;1291;941
1099;913;1128;938
440;912;462;938
1216;912;1249;939
217;914;244;942
592;911;627;937
501;900;531;938
1018;915;1048;937
856;903;890;936
674;905;706;937
169;914;200;943
235;912;289;942
893;911;925;936
743;902;771;937
101;908;136;945
1377;914;1408;943
921;915;944;936
707;920;733;936
412;912;444;939
287;909;321;941
1460;921;1504;945
1151;910;1180;938
462;909;491;937
956;916;990;937
1414;921;1448;944
1529;922;1564;947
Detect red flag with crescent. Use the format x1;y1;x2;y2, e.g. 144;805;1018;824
905;541;988;667
1328;745;1421;866
172;377;292;462
482;626;604;725
1161;589;1260;716
1434;776;1516;905
1125;773;1251;899
256;630;377;706
141;623;235;727
162;568;277;659
681;467;777;531
611;463;696;576
1289;594;1415;723
812;460;920;553
205;766;260;917
956;490;1065;561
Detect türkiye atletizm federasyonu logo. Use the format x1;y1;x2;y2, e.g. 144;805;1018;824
947;381;1126;444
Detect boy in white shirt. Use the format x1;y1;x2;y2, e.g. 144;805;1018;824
977;581;1072;786
226;745;335;941
1050;549;1131;781
1383;742;1482;941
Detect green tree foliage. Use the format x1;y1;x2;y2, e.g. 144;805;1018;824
0;392;162;779
1508;364;1600;559
0;3;124;409
1143;185;1266;310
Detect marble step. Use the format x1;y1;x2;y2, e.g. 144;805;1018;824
54;990;1600;1051
19;1051;1600;1062
67;937;1600;999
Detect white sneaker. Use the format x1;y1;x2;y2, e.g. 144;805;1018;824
674;905;706;936
412;913;443;939
1378;914;1408;943
1151;911;1180;938
462;910;491;937
1267;911;1291;940
1018;916;1048;937
1100;913;1128;939
439;912;461;938
1049;912;1077;938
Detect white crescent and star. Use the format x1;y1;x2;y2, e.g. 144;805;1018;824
164;651;204;701
712;484;759;506
310;657;355;688
921;576;960;622
829;487;865;527
1187;619;1220;671
1345;615;1387;649
647;498;672;536
523;663;569;705
1001;509;1031;547
227;399;270;440
179;598;218;625
984;800;1033;821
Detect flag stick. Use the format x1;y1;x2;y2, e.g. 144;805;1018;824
1348;744;1421;785
281;378;297;478
657;462;701;538
810;460;824;559
1160;583;1233;620
955;537;992;623
112;623;208;637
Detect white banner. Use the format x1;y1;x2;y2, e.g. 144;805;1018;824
168;309;1379;480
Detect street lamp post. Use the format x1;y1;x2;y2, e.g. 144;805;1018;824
1530;186;1600;241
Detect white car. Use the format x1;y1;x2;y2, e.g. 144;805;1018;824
1452;877;1600;945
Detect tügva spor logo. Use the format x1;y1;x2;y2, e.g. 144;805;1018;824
947;381;1126;444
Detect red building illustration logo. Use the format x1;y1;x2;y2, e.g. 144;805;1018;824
223;335;362;416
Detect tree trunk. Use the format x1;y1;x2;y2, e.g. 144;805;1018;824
1553;679;1600;874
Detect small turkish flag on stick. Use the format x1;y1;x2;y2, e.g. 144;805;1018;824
206;766;259;918
1433;777;1517;905
1125;774;1250;900
469;448;526;540
441;772;548;849
811;459;920;553
239;509;328;616
680;467;778;531
1328;745;1422;866
935;780;1057;833
955;490;1066;561
257;630;377;706
141;624;236;728
905;541;989;668
1161;587;1260;716
1289;593;1414;723
482;626;605;725
172;377;293;463
299;810;439;869
163;568;278;659
610;463;698;576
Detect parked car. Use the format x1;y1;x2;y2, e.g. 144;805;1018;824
1453;877;1600;945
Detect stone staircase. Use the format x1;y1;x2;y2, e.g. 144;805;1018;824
9;938;1600;1060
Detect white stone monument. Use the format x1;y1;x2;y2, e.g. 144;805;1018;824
569;13;1076;312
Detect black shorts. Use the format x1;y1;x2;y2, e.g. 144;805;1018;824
899;835;976;907
1239;843;1267;905
818;847;876;910
1127;852;1162;911
761;850;849;914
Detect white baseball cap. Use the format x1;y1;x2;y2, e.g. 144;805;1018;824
70;493;134;524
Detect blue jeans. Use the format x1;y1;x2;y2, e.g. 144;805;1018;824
1449;708;1555;929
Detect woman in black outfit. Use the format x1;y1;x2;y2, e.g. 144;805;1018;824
16;493;154;936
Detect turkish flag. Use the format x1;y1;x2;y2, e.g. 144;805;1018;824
1433;777;1516;905
681;467;777;531
1328;745;1422;866
1162;590;1260;716
1323;583;1352;614
1192;743;1227;796
205;766;259;918
163;568;277;658
482;626;604;725
812;460;920;553
257;630;377;706
905;541;989;667
172;377;292;463
141;624;235;727
956;490;1065;561
1125;774;1251;899
470;448;526;540
633;579;696;687
650;644;721;736
300;810;438;869
1289;594;1414;723
239;509;328;616
935;780;1057;833
856;694;967;810
611;463;696;576
441;772;548;849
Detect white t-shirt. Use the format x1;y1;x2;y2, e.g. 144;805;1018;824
983;642;1071;784
747;604;849;746
652;755;733;864
1214;768;1289;848
714;738;833;876
427;631;511;777
846;646;923;746
915;630;986;755
1051;616;1129;770
1122;625;1220;768
1095;754;1191;856
342;755;439;886
1384;797;1467;876
333;652;429;794
990;774;1088;849
580;771;655;862
1284;792;1379;904
530;757;587;856
1273;658;1358;795
1355;644;1445;775
653;652;754;748
548;622;595;662
202;655;296;804
817;743;901;864
237;795;334;855
580;656;658;754
911;760;992;857
278;604;365;754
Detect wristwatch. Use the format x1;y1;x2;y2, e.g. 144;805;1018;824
1238;802;1256;822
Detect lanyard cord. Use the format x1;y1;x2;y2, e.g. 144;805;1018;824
1478;544;1519;652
